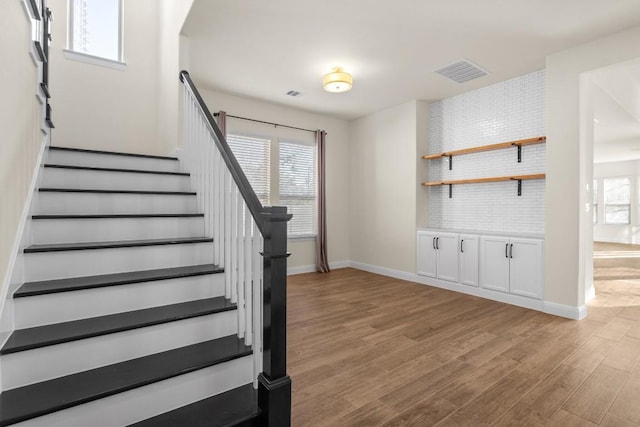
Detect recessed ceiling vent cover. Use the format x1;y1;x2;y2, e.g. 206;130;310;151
435;59;488;83
286;90;301;97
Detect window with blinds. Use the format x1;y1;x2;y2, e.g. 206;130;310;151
280;141;316;237
226;134;271;205
226;133;317;239
604;177;631;224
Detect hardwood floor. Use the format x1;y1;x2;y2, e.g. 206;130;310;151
288;243;640;426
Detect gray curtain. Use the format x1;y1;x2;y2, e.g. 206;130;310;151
316;130;330;273
216;111;227;138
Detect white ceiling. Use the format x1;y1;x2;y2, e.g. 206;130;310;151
182;0;640;120
592;60;640;164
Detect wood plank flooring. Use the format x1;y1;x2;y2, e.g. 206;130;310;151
288;242;640;426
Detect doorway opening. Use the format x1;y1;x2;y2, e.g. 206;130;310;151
584;58;640;309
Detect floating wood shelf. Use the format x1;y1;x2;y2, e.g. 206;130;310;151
422;136;546;168
422;174;545;197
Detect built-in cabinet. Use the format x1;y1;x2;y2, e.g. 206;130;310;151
459;234;479;287
479;236;543;299
417;231;459;282
417;229;543;302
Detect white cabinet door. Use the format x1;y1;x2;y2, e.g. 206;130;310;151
436;233;459;282
480;236;510;293
417;231;437;277
509;238;543;299
459;234;479;287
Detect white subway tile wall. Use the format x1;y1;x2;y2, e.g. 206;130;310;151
427;70;546;234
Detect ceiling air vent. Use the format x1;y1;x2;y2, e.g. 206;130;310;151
435;59;488;83
286;90;301;97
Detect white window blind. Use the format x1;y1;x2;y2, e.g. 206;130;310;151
227;134;271;206
604;177;631;224
279;141;316;237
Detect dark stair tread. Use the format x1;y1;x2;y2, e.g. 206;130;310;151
24;236;213;253
15;264;223;298
0;297;235;355
129;384;260;427
0;336;252;426
32;213;204;219
49;146;179;161
39;188;196;195
44;164;190;176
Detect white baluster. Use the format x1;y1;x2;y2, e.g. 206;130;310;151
237;199;245;339
244;213;253;346
212;149;220;265
219;162;225;268
224;170;232;299
230;184;238;304
253;225;263;385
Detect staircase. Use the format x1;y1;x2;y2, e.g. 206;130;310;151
0;146;261;426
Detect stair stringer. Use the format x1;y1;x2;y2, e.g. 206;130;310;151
0;135;50;393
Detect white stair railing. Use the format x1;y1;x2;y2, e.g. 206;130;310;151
181;79;264;381
180;71;292;426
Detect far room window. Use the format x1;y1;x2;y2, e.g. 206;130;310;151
70;0;121;61
604;177;631;224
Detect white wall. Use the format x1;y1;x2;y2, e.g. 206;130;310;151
593;160;640;244
157;0;194;156
427;71;546;235
0;0;46;344
198;88;351;270
349;101;419;273
49;0;161;155
546;25;640;309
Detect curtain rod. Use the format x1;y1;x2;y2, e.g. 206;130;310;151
214;112;320;134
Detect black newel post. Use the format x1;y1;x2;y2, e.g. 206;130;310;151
258;206;292;427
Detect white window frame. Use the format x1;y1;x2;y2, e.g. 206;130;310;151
66;0;125;69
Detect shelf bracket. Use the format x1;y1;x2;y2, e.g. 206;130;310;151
448;155;453;170
517;179;522;196
449;184;452;198
517;144;522;163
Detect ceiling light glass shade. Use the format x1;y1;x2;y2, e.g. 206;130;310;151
323;67;353;93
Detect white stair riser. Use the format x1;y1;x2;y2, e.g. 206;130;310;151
31;217;205;244
25;242;214;282
42;168;191;192
48;150;183;173
12;357;253;427
14;274;225;328
37;192;198;215
2;310;239;390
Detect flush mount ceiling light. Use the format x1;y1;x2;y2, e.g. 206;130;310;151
323;67;353;93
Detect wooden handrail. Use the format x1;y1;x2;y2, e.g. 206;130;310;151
422;173;545;186
422;136;546;160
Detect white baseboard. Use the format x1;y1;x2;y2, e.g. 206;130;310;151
287;260;350;276
346;260;584;320
543;302;587;320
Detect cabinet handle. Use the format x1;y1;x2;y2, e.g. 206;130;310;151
510;243;514;258
433;237;436;250
505;243;509;258
460;239;464;253
436;237;440;250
